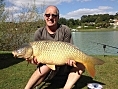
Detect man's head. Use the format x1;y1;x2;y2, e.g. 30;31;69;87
44;5;59;27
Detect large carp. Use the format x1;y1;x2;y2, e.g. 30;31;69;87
12;40;104;77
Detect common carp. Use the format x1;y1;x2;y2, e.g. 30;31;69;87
12;40;104;77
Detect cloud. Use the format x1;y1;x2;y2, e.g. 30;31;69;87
98;6;112;10
61;6;117;19
4;0;118;21
5;6;21;12
76;0;91;2
8;0;72;7
4;0;73;21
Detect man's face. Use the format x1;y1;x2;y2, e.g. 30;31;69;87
44;7;59;27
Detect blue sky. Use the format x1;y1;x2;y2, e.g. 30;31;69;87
4;0;118;21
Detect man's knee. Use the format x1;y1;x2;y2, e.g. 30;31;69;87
70;62;85;74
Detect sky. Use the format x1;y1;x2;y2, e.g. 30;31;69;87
4;0;118;21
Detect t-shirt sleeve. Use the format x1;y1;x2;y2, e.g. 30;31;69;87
34;28;43;41
63;26;73;44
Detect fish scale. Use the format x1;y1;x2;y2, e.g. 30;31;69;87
12;40;105;77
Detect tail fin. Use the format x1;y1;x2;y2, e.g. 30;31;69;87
90;56;105;65
84;56;105;77
84;62;95;77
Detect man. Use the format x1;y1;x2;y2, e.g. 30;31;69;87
25;5;85;89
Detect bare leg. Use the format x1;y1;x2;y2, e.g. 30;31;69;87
24;65;51;89
63;63;85;89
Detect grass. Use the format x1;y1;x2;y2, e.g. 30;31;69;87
0;51;118;89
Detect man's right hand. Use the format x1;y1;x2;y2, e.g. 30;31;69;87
26;56;39;65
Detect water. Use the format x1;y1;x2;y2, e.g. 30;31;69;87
72;31;118;55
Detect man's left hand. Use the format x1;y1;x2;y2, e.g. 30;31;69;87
66;59;76;67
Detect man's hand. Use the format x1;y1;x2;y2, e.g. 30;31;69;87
66;59;77;67
26;56;39;65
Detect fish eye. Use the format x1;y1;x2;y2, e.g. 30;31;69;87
16;48;24;54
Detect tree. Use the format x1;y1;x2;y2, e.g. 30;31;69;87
95;17;102;23
59;17;67;25
81;15;88;23
67;18;75;27
115;12;118;19
0;0;4;19
74;19;81;26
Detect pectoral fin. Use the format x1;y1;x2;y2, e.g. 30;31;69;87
46;64;56;70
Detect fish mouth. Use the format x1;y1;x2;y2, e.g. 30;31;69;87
12;51;25;58
12;51;19;58
12;51;16;57
12;52;16;57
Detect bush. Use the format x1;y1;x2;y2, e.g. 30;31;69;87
0;3;45;51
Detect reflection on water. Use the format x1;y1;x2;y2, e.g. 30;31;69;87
72;31;118;55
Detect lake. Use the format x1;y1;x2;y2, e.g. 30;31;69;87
72;31;118;55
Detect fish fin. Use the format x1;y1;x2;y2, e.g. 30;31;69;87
90;56;105;65
83;56;104;77
27;61;29;66
84;63;95;78
46;64;56;70
95;58;105;65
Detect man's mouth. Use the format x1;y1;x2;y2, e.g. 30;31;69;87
48;19;54;23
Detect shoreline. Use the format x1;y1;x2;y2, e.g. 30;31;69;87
72;28;118;32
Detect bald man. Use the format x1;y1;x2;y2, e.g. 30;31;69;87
24;5;85;89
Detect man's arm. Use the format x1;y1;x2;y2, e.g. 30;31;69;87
63;26;73;44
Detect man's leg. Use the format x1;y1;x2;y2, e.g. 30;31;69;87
63;63;85;89
24;65;51;89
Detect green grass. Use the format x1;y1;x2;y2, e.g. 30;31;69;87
0;51;118;89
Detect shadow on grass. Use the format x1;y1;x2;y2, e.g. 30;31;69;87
0;53;24;69
74;75;105;89
38;75;105;89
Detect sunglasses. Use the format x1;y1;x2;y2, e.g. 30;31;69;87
45;14;58;18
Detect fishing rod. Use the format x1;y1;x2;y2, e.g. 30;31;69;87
92;42;118;49
91;41;118;56
91;42;118;56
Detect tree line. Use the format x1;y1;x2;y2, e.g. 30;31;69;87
59;13;118;29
